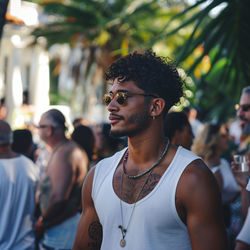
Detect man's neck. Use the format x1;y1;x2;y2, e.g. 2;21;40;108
0;145;18;159
47;136;68;150
127;130;166;166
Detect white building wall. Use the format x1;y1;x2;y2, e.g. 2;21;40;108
0;1;50;128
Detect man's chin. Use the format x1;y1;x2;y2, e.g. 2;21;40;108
110;129;127;138
240;120;248;129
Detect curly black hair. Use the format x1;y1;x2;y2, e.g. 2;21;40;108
105;50;183;113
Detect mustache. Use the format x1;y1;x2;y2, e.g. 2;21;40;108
109;113;124;120
239;116;248;122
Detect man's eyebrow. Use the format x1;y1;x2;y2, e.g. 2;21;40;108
109;90;129;94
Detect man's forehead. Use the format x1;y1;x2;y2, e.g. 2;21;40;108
111;78;141;92
39;114;48;123
240;93;250;104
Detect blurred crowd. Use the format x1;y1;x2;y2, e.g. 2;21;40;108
0;86;250;250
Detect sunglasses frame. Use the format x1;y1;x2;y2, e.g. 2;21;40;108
235;104;250;112
103;91;158;106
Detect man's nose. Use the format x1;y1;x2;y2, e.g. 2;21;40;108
237;108;244;118
107;98;119;112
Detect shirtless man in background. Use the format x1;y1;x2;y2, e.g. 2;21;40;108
36;109;88;250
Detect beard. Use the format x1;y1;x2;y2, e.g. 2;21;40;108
110;107;151;138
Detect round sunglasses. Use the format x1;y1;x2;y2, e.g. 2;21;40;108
103;92;158;106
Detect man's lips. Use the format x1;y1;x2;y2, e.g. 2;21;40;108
109;114;124;124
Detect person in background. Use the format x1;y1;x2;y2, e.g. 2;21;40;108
229;118;242;146
0;119;39;250
192;122;240;248
35;109;88;250
73;50;227;250
72;117;90;128
0;98;7;120
235;175;250;250
221;119;239;163
71;124;95;169
232;86;250;250
237;123;250;155
192;123;239;204
164;111;194;150
92;122;126;161
183;106;204;138
12;129;37;162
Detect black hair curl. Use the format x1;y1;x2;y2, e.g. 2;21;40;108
105;50;183;113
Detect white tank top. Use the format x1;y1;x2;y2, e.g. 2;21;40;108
92;146;200;250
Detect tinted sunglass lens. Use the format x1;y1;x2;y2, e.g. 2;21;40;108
243;105;250;112
104;94;112;105
116;93;126;105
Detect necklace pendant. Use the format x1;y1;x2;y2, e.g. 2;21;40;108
120;239;126;247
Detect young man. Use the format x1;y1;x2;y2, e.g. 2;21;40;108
73;50;227;250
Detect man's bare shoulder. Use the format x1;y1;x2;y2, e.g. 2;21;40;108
61;140;79;154
85;166;96;185
165;146;214;187
177;158;221;205
181;159;217;187
183;158;211;178
81;166;96;202
55;140;86;160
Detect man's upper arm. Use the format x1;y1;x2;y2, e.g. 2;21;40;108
177;159;228;250
73;166;103;250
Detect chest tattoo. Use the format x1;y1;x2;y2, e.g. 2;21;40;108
114;172;162;204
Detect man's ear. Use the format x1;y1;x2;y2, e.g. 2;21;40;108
47;126;54;137
149;98;166;117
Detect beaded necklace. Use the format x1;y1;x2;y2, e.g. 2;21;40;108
122;138;169;179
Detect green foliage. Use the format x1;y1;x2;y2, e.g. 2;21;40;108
28;0;190;115
29;0;190;58
29;0;250;122
155;0;250;122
